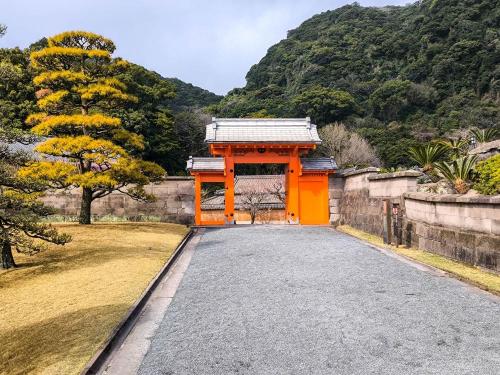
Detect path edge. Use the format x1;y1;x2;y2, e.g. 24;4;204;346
81;227;196;375
334;226;500;299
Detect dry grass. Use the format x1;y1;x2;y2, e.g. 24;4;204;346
337;225;500;295
0;222;189;375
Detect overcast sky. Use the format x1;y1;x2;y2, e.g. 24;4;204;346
0;0;410;95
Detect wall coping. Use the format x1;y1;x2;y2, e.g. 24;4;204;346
341;167;379;177
369;170;422;181
404;192;500;205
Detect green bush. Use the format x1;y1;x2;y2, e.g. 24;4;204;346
473;155;500;195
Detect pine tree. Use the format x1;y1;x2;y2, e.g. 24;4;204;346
20;31;165;224
0;22;70;269
0;142;71;268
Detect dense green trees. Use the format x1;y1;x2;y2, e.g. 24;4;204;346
0;47;37;138
213;0;500;167
292;86;355;124
0;37;219;175
0;26;70;268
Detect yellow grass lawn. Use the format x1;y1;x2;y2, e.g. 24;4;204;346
337;225;500;295
0;222;189;375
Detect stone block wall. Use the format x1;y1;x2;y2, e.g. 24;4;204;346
368;171;421;198
330;168;500;272
403;193;500;272
339;188;385;236
328;174;344;225
333;169;421;236
41;176;195;224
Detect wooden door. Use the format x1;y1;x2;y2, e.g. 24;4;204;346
298;175;329;225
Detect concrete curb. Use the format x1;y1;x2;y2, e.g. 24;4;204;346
81;228;196;375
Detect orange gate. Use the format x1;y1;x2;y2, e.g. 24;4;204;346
187;118;337;226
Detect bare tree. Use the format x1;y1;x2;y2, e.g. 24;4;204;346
318;123;380;168
266;180;286;205
240;190;267;224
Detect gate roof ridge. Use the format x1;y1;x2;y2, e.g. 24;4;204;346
205;117;321;144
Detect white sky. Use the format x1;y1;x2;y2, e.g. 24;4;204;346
0;0;410;94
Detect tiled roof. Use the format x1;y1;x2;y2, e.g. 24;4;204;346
186;157;224;172
301;157;338;171
205;118;321;144
235;175;285;194
201;175;285;210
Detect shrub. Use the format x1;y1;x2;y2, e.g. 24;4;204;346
473;155;500;195
435;156;477;194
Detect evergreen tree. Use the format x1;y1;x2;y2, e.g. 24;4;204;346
20;31;165;224
0;25;70;269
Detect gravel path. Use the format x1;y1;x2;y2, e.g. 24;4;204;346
138;226;500;375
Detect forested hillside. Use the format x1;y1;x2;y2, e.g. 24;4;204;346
0;39;220;173
167;78;222;111
212;0;500;166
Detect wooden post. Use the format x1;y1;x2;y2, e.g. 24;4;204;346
383;199;392;244
224;156;235;224
194;174;201;225
287;149;300;224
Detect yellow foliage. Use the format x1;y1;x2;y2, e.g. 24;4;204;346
18;161;77;184
35;136;127;161
109;59;130;72
37;90;69;110
25;30;165;196
32;114;121;136
78;84;137;103
3;189;42;202
48;30;115;52
111;158;165;183
112;129;145;150
33;70;88;86
25;112;48;126
30;47;110;68
67;171;117;188
99;78;126;90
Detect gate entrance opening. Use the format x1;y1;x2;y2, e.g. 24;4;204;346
187;118;337;226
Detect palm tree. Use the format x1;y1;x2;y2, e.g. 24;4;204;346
435;156;478;194
435;138;469;159
407;144;448;173
470;128;498;144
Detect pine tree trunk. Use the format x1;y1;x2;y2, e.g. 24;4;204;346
79;187;93;225
1;238;16;269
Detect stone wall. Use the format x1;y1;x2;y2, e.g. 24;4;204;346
334;169;421;236
42;177;195;224
328;174;344;225
368;171;421;198
331;168;500;272
403;193;500;271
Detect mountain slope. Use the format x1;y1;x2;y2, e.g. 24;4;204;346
166;78;222;111
214;0;500;166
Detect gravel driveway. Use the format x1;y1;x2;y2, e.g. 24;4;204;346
138;226;500;375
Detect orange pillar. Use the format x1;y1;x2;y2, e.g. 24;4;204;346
287;148;300;224
224;156;235;224
194;174;201;225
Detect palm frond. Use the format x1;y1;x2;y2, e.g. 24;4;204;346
435;156;478;193
435;137;469;158
470;128;498;143
407;143;448;171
